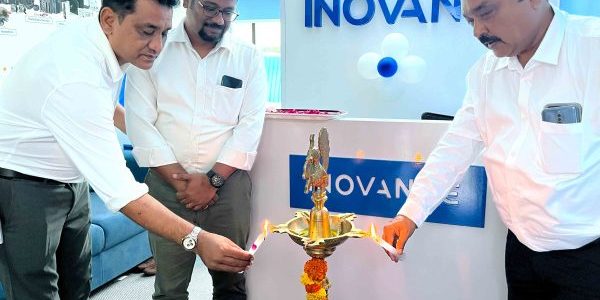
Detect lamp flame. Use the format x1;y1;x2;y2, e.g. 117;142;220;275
249;220;272;255
263;220;271;237
369;223;378;240
368;223;401;261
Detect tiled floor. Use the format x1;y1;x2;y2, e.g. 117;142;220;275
90;258;213;300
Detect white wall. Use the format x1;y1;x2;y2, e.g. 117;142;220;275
282;0;486;119
0;13;63;86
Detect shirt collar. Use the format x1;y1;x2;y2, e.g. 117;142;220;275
88;19;124;83
494;5;566;71
494;57;510;71
170;20;234;53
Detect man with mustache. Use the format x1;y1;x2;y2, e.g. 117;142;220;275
0;0;254;299
125;0;266;298
383;0;600;298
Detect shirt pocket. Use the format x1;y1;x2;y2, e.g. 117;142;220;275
538;121;583;174
210;85;245;125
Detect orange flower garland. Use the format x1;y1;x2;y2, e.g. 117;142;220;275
305;283;321;293
304;258;328;281
300;258;329;300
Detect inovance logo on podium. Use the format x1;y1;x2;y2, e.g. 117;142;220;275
289;155;487;228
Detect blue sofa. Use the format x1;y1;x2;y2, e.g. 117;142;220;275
0;134;151;299
90;139;152;290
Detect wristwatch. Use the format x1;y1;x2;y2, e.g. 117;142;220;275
206;169;225;189
181;226;202;251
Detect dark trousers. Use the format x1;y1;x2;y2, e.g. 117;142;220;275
0;177;91;300
506;230;600;300
145;169;251;300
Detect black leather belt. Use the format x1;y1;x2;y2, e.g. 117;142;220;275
0;167;64;185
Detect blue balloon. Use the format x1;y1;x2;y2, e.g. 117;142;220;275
377;57;398;78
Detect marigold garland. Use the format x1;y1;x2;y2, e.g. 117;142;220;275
306;288;327;300
305;283;321;293
301;273;316;285
301;258;329;300
304;258;328;281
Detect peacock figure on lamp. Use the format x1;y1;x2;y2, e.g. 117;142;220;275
303;129;332;241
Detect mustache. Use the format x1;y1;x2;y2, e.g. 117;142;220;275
203;22;225;30
198;22;226;43
479;34;502;47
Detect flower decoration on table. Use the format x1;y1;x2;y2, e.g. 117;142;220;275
265;108;347;120
267;108;331;115
357;32;427;83
301;258;330;300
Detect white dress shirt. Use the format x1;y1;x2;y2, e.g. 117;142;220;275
125;21;267;173
399;8;600;251
0;18;148;211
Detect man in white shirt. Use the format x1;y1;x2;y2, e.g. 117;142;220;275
384;0;600;298
125;0;266;299
0;0;252;299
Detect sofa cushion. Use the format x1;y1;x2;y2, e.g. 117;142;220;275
89;193;146;250
89;224;105;256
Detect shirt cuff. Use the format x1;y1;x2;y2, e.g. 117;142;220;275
132;145;177;167
216;146;257;171
103;182;149;212
397;199;428;228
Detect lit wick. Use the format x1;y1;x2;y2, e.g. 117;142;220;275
369;224;403;261
249;220;272;255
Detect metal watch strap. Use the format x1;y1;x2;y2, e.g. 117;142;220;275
182;226;202;251
189;226;202;238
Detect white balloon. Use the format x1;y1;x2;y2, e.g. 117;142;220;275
381;33;410;61
398;55;427;84
356;52;382;80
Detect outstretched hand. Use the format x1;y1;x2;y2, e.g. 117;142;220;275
195;230;253;273
382;215;417;262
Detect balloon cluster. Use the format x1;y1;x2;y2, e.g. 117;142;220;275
357;33;427;83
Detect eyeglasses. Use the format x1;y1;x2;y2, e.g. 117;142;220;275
197;0;239;22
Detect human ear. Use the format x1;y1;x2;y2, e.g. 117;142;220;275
99;7;117;36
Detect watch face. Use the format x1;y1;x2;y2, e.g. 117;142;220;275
182;237;196;250
210;174;225;187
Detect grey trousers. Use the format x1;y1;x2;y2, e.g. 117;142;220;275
145;169;251;300
0;177;91;300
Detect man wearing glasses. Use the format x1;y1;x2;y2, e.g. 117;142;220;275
125;0;267;299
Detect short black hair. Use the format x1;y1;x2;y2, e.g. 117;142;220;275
101;0;179;20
